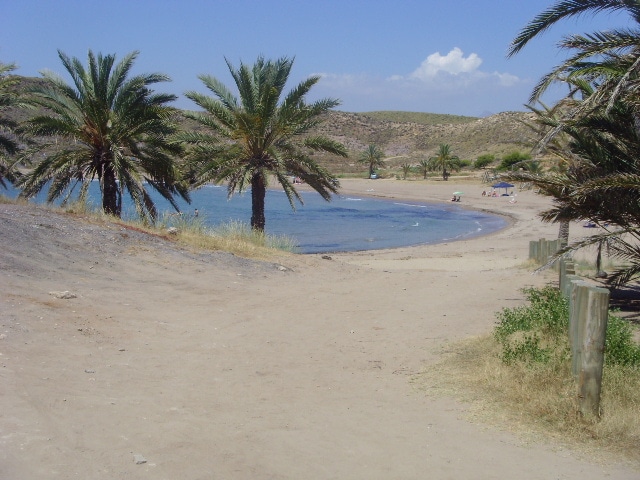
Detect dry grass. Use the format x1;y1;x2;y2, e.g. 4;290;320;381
172;224;294;260
0;195;296;260
415;335;640;465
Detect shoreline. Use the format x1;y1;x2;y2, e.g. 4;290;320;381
323;177;559;271
294;176;520;255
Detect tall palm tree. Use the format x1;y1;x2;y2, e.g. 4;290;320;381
181;56;348;232
19;50;188;221
400;163;413;180
359;144;385;178
428;144;460;181
508;0;640;108
505;94;640;286
0;61;23;189
418;159;430;179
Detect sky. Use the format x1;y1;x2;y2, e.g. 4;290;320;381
1;0;632;117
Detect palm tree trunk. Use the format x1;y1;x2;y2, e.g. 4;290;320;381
557;220;570;248
251;172;266;232
102;164;120;217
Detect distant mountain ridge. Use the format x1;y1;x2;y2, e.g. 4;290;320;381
312;110;536;174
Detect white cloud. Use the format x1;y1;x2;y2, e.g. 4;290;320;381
494;71;520;87
409;47;482;80
310;49;530;116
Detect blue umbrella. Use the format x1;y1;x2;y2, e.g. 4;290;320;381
492;181;514;194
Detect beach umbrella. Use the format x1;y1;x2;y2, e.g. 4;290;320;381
491;181;514;194
453;191;464;196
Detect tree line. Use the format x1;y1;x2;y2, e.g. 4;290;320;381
0;52;347;232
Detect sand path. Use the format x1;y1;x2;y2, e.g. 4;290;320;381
1;178;637;479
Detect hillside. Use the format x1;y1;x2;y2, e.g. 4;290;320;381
311;110;537;174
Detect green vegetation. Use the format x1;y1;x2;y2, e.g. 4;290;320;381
18;50;187;222
495;286;640;367
0;61;24;189
473;154;494;169
496;151;531;171
361;111;478;125
358;144;385;178
180;56;347;232
427;143;460;181
505;1;640;288
400;163;412;180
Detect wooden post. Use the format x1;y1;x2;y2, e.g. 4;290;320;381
529;240;538;262
562;273;581;299
569;280;588;377
549;240;559;271
538;238;548;264
559;259;576;293
578;285;610;418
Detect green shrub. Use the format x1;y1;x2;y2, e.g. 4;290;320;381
606;313;640;366
494;286;640;368
494;286;568;343
497;151;531;171
474;154;495;169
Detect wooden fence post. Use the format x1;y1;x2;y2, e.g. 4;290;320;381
578;285;610;417
559;259;575;293
529;240;538;261
569;280;588;378
537;238;548;264
549;240;559;270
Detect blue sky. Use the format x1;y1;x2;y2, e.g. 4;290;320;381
2;0;631;117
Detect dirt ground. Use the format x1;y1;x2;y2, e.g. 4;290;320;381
1;178;638;479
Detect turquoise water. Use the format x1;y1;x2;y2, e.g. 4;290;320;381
2;183;507;254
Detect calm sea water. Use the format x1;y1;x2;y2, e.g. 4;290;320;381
2;183;507;254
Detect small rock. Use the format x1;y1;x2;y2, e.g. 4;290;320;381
277;265;288;271
49;291;77;299
133;454;147;465
167;227;178;235
84;369;95;374
321;255;332;260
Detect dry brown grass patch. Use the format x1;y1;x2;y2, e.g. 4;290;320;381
415;335;640;466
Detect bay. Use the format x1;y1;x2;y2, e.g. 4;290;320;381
2;183;507;254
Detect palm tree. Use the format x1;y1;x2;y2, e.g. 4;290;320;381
359;144;385;178
0;61;23;189
400;163;413;180
508;2;640;286
505;94;640;286
428;144;460;181
181;56;347;232
508;0;640;108
19;50;188;221
418;159;430;179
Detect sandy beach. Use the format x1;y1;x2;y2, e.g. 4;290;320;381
1;177;637;479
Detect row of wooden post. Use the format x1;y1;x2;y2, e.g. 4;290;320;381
532;240;610;418
529;238;561;267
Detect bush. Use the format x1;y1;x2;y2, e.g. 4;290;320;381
606;314;640;366
494;286;640;368
474;154;495;169
497;151;531;171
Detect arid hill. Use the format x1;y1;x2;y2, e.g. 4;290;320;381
311;110;537;173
